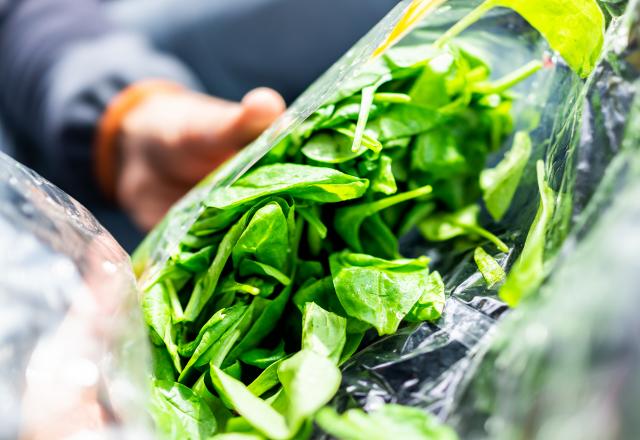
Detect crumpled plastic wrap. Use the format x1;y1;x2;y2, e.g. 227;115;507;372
0;152;151;439
452;110;640;440
448;6;640;438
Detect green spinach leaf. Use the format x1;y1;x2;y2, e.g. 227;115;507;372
330;251;430;335
205;164;369;211
179;304;251;381
367;105;441;141
301;302;347;364
370;155;398;195
500;161;555;306
474;247;506;288
232;202;290;272
239;340;287;369
211;366;290;440
226;284;293;364
184;212;250;322
142;283;181;372
301;132;367;164
247;357;286;397
316;404;458;440
238;260;292;286
334;185;432;253
419;205;509;252
174;246;216;273
435;0;604;78
481;131;532;221
412;127;468;178
277;349;342;433
150;380;217;439
406;271;446;323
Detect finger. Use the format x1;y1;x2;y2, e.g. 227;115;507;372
236;87;287;144
194;87;285;153
145;134;236;186
130;89;285;184
156;88;285;182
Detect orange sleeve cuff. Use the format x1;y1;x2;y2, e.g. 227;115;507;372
95;79;184;200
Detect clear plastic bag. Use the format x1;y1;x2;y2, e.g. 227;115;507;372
131;0;573;424
132;0;638;438
449;5;640;438
451;87;640;439
0;151;151;439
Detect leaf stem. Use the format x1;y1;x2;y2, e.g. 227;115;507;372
352;86;376;152
456;222;509;253
434;0;495;49
373;93;412;104
166;280;184;322
472;60;543;94
368;185;433;214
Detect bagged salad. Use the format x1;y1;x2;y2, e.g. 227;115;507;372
131;0;638;439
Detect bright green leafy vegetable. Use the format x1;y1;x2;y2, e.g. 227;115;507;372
232;202;290;272
239;341;286;370
330;251;431;335
277;349;342;432
315;405;459;440
435;0;605;78
184;213;250;322
481;131;532;221
150;380;217;439
419;205;509;252
474;247;507;288
142;283;182;372
246;358;286;397
205;164;369;211
301;302;347;363
212;434;265;440
334;185;433;257
301;132;367;164
500;161;555;306
211;366;290;440
406;271;446;323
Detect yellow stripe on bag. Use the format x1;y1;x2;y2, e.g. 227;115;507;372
372;0;447;58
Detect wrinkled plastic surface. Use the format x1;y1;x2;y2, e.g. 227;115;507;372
0;152;151;438
452;100;640;440
449;7;640;438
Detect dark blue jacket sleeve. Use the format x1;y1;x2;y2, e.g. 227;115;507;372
0;0;201;203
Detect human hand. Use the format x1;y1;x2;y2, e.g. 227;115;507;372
115;87;285;231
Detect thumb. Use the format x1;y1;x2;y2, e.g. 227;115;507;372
227;87;286;147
